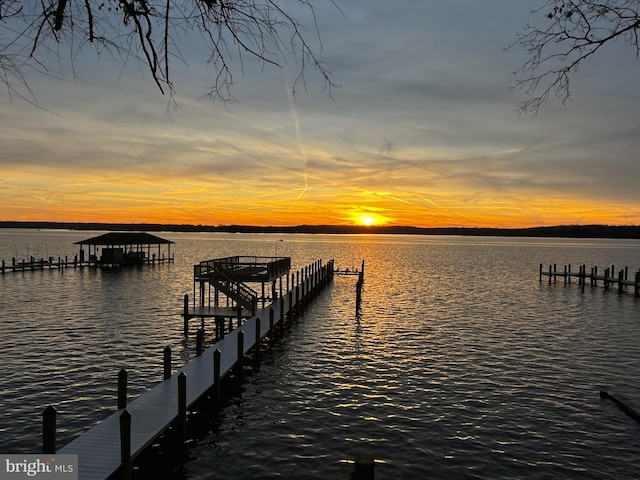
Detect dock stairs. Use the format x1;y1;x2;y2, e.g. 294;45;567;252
202;265;258;313
192;256;293;317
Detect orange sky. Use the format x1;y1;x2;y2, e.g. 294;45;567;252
3;161;639;228
2;3;640;229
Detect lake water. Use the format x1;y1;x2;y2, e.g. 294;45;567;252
1;229;640;479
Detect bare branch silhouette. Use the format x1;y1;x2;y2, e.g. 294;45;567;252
511;0;640;115
0;0;340;104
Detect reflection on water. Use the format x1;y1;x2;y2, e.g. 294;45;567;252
2;231;640;479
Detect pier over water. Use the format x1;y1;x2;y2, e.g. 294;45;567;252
47;257;336;480
540;262;640;296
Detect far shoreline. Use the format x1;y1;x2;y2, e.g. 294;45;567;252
2;221;640;239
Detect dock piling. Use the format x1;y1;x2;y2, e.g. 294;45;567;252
619;270;624;294
118;369;127;410
196;329;204;356
183;294;190;336
42;406;56;454
351;455;375;480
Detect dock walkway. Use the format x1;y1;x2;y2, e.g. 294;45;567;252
56;259;334;480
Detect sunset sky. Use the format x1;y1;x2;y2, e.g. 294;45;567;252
2;1;640;228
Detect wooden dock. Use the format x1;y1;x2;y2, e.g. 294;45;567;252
540;263;640;296
0;253;173;274
2;232;175;274
51;258;335;480
0;255;95;273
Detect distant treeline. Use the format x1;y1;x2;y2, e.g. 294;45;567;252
2;221;640;239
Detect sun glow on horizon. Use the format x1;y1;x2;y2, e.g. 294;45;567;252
354;213;386;227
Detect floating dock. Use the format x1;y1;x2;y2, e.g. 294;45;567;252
48;257;335;480
540;263;640;296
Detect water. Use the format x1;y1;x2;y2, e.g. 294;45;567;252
2;230;640;479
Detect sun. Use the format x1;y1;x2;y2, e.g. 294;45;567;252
358;215;378;226
355;214;385;226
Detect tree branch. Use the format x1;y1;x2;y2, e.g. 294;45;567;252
511;0;640;115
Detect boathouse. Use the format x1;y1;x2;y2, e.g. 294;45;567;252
74;232;174;267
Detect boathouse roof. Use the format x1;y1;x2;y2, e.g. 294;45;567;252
74;232;174;246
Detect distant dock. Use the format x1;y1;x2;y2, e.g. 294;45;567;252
45;257;337;480
540;263;640;296
1;232;174;274
0;255;96;273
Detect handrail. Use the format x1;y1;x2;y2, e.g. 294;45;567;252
194;263;258;313
199;256;291;279
211;268;258;308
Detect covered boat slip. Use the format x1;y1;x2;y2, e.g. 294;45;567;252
75;232;174;267
187;257;293;329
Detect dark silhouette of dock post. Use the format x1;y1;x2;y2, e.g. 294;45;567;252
635;271;640;297
618;270;624;294
196;329;204;356
183;294;190;336
43;405;56;454
119;410;132;480
351;455;374;480
355;260;365;314
118;369;127;410
163;346;172;380
539;263;542;282
177;372;187;442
